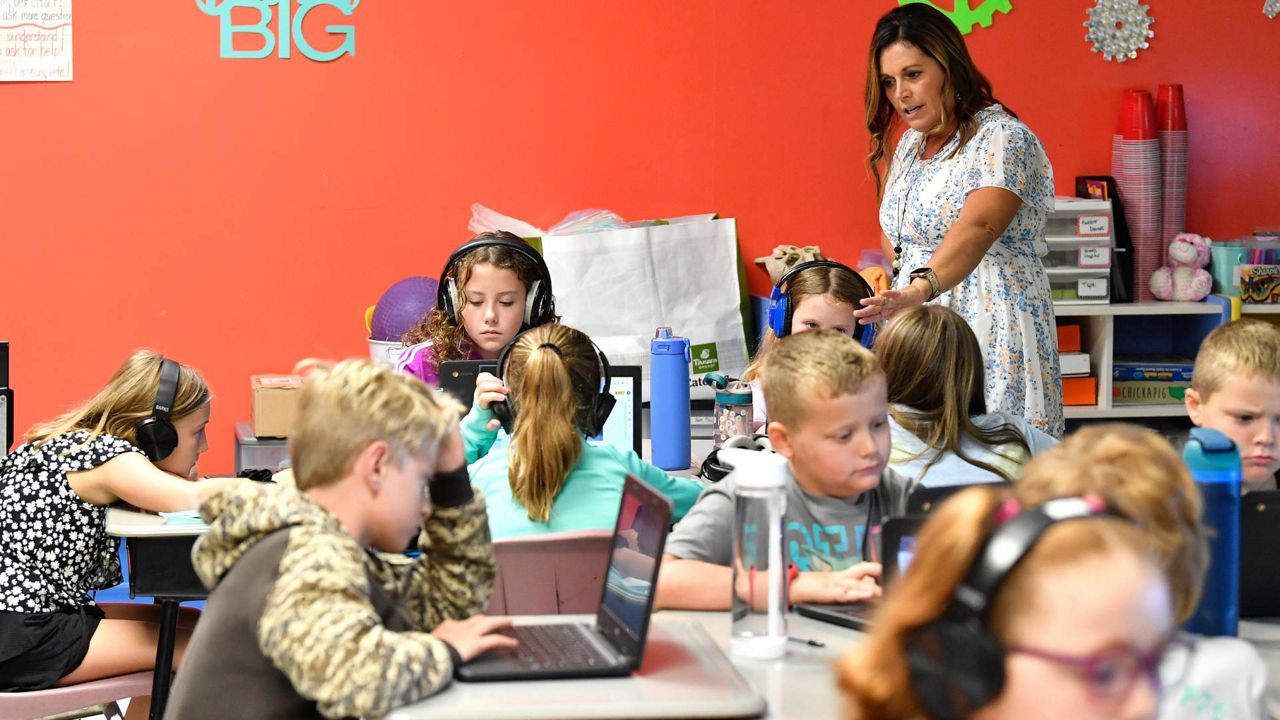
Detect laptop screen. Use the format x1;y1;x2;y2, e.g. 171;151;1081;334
597;475;672;658
585;367;641;455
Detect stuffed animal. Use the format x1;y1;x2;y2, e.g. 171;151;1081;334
1151;233;1213;302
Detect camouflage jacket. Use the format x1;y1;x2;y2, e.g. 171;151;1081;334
164;481;494;720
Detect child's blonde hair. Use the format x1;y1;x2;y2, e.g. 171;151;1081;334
290;359;462;491
402;232;548;372
1192;318;1280;400
27;349;209;450
743;263;875;382
837;486;1154;719
876;305;1030;482
762;330;883;429
1014;423;1207;623
502;324;603;523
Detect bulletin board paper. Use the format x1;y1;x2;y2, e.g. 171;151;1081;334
0;0;72;82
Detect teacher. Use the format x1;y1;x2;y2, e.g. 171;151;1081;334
853;4;1064;438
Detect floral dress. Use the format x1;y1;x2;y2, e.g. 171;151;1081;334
880;104;1064;438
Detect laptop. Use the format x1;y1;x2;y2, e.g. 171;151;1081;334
1241;490;1280;618
439;362;643;456
793;515;926;631
907;481;1010;515
456;473;673;681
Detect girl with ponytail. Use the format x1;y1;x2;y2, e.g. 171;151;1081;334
460;324;702;539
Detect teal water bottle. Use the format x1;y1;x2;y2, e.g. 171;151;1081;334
1183;427;1242;636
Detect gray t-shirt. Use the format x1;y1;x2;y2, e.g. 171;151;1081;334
665;464;915;572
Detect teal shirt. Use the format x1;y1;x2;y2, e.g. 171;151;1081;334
461;405;703;540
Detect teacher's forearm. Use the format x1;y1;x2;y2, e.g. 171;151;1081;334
924;222;999;293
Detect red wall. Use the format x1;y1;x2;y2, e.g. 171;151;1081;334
4;2;1278;472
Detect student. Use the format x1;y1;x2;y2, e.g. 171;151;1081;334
396;231;556;386
838;486;1178;720
876;305;1057;486
463;324;702;539
1015;424;1267;720
656;330;913;610
742;259;877;428
1185;318;1280;490
166;359;513;720
0;350;235;719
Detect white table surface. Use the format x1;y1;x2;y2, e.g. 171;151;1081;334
383;610;857;720
1240;619;1280;719
105;508;208;537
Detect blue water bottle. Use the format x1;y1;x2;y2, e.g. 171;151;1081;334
1183;427;1242;636
650;327;691;470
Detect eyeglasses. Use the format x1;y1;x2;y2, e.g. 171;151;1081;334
1007;633;1196;700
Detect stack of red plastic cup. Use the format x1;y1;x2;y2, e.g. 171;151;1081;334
1158;84;1188;260
1112;89;1164;301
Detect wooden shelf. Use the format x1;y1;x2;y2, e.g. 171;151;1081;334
1065;404;1189;420
1054;302;1223;317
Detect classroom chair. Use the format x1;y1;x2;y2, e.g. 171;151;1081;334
0;671;153;720
487;529;614;615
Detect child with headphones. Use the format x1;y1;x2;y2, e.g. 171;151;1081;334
462;323;703;539
744;258;877;429
656;330;914;610
0;350;238;713
838;486;1179;720
396;231;556;386
1015;424;1266;720
876;305;1057;486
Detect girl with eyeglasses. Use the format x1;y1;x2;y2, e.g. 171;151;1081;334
838;486;1182;720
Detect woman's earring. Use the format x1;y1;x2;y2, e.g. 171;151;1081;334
954;91;961;103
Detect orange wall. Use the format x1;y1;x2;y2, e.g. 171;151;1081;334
4;2;1278;472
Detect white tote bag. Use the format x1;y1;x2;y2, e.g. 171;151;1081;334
540;217;748;401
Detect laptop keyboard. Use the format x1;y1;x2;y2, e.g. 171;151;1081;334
508;624;611;669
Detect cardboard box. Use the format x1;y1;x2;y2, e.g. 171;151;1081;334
1112;380;1190;405
1056;324;1082;353
1062;376;1097;406
251;375;303;438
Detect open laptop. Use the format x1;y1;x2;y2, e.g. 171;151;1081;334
456;473;673;681
1241;490;1280;618
793;515;926;631
439;361;643;456
907;481;1010;515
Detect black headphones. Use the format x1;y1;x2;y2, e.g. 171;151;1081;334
490;329;616;438
135;358;180;462
437;233;556;328
905;495;1114;719
767;260;876;347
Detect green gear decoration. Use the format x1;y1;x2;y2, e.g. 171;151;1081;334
897;0;1014;35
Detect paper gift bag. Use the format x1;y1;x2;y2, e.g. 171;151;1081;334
541;217;749;401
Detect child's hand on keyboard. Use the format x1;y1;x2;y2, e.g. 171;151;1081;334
790;562;883;604
431;614;518;661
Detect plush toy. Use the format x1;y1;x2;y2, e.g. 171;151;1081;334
1151;233;1213;301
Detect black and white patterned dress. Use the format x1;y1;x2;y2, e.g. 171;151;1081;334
0;430;144;690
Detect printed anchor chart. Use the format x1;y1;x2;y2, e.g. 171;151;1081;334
1;0;72;82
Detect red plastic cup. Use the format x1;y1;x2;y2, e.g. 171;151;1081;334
1156;84;1187;131
1118;90;1158;140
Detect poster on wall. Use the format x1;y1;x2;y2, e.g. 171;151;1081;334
0;0;72;82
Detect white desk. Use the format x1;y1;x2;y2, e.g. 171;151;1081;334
383;610;857;720
106;509;209;720
1240;620;1280;719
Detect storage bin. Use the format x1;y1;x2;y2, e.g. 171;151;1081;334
1048;270;1110;304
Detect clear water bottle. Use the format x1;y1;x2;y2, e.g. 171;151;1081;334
704;373;754;451
1183;427;1242;636
650;327;691;470
723;448;789;659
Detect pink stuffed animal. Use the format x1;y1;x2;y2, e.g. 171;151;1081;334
1151;233;1213;301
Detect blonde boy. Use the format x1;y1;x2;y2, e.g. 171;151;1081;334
655;330;915;610
167;360;514;720
1185;319;1280;489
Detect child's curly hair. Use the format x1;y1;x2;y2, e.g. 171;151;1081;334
402;232;546;374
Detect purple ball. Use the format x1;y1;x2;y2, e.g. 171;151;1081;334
371;276;439;342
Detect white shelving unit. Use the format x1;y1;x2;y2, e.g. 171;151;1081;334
1240;304;1280;314
1057;299;1229;421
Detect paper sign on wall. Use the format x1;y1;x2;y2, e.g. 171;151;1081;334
0;0;72;82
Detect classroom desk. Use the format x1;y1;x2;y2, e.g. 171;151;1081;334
1240;619;1280;719
105;509;209;720
382;610;857;720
